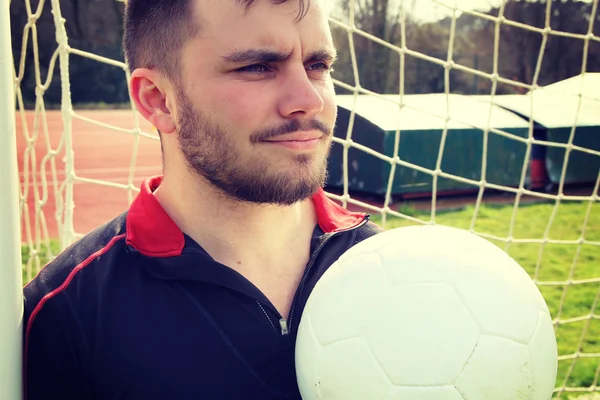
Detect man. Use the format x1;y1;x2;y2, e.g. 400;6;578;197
23;0;382;398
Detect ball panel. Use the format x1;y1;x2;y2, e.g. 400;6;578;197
454;255;548;344
308;253;392;346
339;228;396;261
367;284;479;386
341;225;465;263
376;225;502;255
379;249;457;286
421;226;504;255
455;335;532;400
528;311;558;400
318;337;394;400
296;315;322;400
386;385;465;400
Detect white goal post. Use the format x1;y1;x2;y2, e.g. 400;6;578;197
0;1;23;399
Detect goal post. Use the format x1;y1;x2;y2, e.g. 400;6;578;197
0;0;23;399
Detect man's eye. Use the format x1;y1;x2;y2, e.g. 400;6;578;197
237;64;270;74
307;62;333;73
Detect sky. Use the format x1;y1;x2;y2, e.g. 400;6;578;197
407;0;505;23
328;0;504;24
330;0;594;24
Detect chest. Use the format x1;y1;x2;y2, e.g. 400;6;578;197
244;257;309;320
93;281;303;399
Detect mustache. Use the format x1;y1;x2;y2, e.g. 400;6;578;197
250;119;332;143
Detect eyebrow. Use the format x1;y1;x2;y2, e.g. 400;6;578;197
221;48;338;65
305;48;338;65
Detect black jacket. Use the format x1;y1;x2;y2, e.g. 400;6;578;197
23;176;382;399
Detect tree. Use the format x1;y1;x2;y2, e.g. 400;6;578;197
10;0;127;108
458;0;600;93
330;0;499;95
331;0;599;96
331;0;404;94
10;0;598;105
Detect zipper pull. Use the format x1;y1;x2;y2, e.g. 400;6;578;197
279;318;289;335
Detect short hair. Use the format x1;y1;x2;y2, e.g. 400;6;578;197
123;0;310;81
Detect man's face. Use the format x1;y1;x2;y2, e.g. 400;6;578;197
173;0;337;205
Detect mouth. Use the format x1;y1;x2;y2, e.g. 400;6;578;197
260;131;323;151
262;131;323;143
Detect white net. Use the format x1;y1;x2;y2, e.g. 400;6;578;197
12;0;161;277
8;0;600;398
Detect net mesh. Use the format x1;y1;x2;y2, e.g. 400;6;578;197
9;0;600;397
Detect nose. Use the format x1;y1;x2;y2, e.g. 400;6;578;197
277;67;325;119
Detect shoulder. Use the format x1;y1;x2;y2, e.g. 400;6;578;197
352;219;385;244
22;214;130;399
23;212;129;322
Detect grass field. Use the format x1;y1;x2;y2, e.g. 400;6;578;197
21;197;600;399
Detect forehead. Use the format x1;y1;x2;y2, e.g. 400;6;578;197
190;0;333;55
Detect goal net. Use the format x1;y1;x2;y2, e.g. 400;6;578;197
3;0;600;398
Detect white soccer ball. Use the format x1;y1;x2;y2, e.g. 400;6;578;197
295;224;558;400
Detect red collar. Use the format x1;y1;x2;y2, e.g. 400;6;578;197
126;176;367;257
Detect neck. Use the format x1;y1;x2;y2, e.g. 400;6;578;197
153;170;319;269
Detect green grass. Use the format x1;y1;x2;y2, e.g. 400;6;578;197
21;199;599;398
21;240;61;285
372;199;600;399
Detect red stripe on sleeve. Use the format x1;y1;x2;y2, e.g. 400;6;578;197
23;233;127;399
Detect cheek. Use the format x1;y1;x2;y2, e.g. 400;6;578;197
210;83;270;128
206;80;337;129
320;83;338;126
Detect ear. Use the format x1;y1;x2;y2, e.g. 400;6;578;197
130;68;177;134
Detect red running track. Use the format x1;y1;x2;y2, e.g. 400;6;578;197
14;109;377;243
16;110;594;244
15;109;162;242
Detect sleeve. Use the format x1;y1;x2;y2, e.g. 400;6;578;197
23;284;94;400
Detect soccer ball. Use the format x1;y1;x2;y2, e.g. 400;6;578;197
295;224;558;400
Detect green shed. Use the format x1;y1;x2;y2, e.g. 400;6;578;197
481;73;600;186
327;93;531;197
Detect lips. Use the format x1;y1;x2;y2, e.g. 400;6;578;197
262;131;323;142
260;131;322;151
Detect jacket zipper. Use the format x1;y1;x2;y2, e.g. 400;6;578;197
282;234;334;335
260;233;334;336
279;318;289;335
282;218;370;336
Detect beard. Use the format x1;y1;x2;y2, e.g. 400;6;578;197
175;87;332;206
